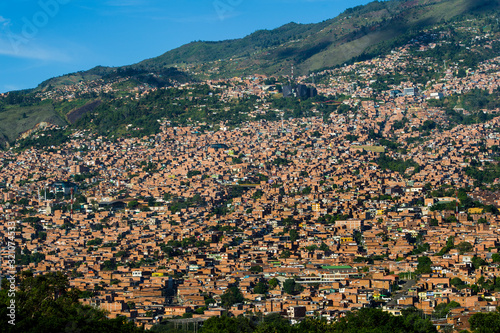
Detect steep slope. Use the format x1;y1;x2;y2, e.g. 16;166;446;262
133;0;500;77
31;0;500;87
0;103;66;148
1;0;500;148
35;65;191;92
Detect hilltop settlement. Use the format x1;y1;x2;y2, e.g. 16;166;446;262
3;13;500;333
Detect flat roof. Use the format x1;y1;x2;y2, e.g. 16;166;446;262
322;265;353;270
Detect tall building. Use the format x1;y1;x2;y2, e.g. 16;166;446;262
282;84;317;99
50;181;78;195
282;85;293;98
296;84;308;98
308;87;317;98
390;90;402;98
403;87;419;97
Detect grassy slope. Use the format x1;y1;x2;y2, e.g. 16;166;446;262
136;0;499;77
0;103;66;144
0;98;97;147
31;0;500;86
135;22;330;69
2;0;500;147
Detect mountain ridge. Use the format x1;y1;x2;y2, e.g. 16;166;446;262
32;0;500;91
1;0;500;148
131;0;499;78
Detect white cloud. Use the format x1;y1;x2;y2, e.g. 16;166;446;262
0;34;71;61
0;15;11;28
0;16;72;62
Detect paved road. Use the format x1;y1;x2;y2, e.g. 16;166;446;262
386;279;417;307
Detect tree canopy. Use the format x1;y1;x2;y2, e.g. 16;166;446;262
0;271;144;333
199;308;437;333
220;287;244;309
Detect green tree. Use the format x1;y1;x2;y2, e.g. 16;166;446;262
200;315;255;333
220;286;244;309
269;278;279;289
433;301;460;318
0;271;144;333
205;297;216;307
102;260;117;271
127;200;139;209
289;229;299;242
437;236;455;256
305;245;318;252
194;306;206;314
377;153;420;175
254;313;292;333
254;282;268;294
471;256;487;270
86;238;103;246
282;278;303;295
450;277;467;289
280;250;291;258
249;265;263;273
187;170;201;178
416;256;433;274
319;242;330;252
456;241;473;254
332;308;437;333
469;310;500;333
478;217;488;224
283;279;296;295
252;190;264;200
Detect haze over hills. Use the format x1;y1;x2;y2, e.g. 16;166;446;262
0;0;499;148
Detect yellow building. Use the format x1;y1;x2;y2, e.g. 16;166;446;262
340;236;354;244
468;207;484;214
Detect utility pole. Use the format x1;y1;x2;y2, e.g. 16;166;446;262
281;111;284;134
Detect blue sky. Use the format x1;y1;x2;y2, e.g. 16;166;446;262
0;0;373;93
